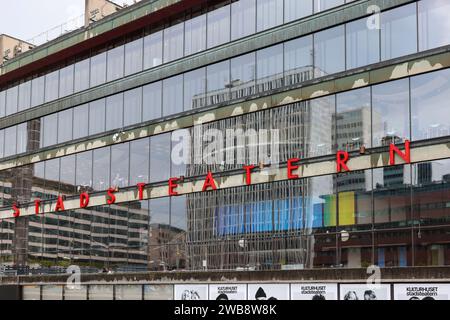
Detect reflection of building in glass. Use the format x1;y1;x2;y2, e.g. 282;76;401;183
1;0;450;278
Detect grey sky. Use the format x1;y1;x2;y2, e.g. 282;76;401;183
0;0;137;43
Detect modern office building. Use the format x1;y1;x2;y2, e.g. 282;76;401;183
1;0;450;282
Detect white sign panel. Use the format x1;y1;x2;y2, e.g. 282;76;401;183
247;284;290;301
291;283;338;300
209;284;247;300
174;284;208;301
394;284;450;300
340;284;391;300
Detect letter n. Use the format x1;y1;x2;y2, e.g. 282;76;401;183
390;140;410;165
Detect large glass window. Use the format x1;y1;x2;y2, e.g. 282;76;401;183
125;38;143;76
60;155;76;195
284;35;314;86
372;79;410;147
231;0;256;40
346;16;380;70
18;81;31;112
74;58;90;93
89;99;106;135
306;95;335;157
59;65;74;98
314;25;345;77
206;60;230;105
163;23;184;63
230;53;256;99
90;52;107;87
314;0;344;13
143;82;162;121
143;31;163;69
256;0;283;32
256;44;283;92
130;138;150;185
418;0;450;51
171;195;187;232
73;104;89;140
93;147;111;191
285;0;312;22
412;159;450;224
148;197;170;269
111;143;130;188
0;130;4;158
0;91;5;117
107;45;125;82
76;151;93;189
16;123;27;154
381;3;417;61
42;113;58;147
184;14;206;56
124;87;142;127
184;68;206;111
4;126;16;157
336;87;371;151
163;75;183;117
105;93;124;131
57;108;73;144
411;68;450;141
373;165;412;227
171;129;189;178
44;70;59;103
150;133;171;183
31;76;45;108
207;5;231;48
6;86;18;116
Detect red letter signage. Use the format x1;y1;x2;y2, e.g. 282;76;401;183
107;188;117;205
35;199;41;215
287;158;300;179
243;165;256;185
390;140;410;165
202;172;217;191
137;183;146;200
12;203;20;218
80;193;90;208
55;196;65;212
336;151;350;172
168;178;180;196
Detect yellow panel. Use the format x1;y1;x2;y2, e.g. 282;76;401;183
338;191;356;226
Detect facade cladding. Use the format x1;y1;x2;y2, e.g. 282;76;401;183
0;0;450;273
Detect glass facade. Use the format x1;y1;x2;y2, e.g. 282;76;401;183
0;0;450;275
1;0;445;122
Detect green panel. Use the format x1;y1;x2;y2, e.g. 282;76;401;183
32;48;48;62
19;54;33;67
90;20;114;37
113;12;132;28
324;194;336;227
4;61;20;73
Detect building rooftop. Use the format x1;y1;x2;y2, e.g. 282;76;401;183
0;0;181;77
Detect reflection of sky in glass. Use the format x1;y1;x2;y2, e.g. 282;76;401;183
418;0;450;50
411;68;450;141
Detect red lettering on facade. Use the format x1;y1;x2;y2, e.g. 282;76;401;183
80;193;90;208
55;196;65;212
168;178;180;196
34;199;41;215
12;203;20;218
336;151;350;172
390;140;410;165
243;165;256;185
202;172;217;191
137;183;146;200
107;187;117;205
287;158;300;179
